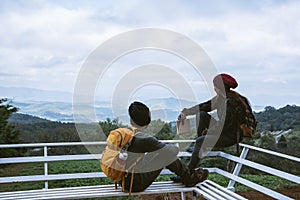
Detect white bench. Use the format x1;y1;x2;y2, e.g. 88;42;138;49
0;181;195;200
0;179;247;200
1;141;299;200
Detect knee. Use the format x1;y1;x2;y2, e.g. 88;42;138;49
164;144;179;156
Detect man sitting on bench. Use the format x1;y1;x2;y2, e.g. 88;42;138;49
123;101;209;192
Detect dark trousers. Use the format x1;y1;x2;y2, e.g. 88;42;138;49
124;144;196;192
188;111;239;169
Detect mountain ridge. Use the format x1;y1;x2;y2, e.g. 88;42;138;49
9;104;300;133
2;86;296;123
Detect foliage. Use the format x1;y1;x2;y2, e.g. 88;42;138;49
98;118;123;137
98;118;175;140
9;113;50;124
144;119;174;140
5;104;300;176
208;173;298;192
255;104;300;131
0;99;23;157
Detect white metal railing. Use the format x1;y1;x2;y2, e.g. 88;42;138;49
1;141;299;200
0;140;194;189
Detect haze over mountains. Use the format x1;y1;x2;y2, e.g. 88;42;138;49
2;86;266;122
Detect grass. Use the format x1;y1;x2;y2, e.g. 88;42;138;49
0;160;298;193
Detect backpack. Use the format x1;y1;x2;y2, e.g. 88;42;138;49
238;96;258;138
100;126;141;193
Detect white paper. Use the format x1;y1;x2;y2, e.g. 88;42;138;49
176;119;191;134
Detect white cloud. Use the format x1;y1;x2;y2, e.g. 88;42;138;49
0;0;299;108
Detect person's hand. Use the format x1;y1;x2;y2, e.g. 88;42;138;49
178;112;186;121
178;108;189;121
201;129;208;135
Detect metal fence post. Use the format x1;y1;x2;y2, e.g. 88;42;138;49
227;146;249;191
44;146;48;189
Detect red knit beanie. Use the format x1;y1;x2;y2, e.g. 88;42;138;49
213;73;238;90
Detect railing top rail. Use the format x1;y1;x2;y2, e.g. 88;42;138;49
0;142;106;148
0;140;195;149
240;143;300;163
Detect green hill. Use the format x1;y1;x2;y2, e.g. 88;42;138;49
8;113;52;124
255;105;300;131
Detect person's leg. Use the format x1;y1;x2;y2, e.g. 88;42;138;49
188;133;225;170
197;111;214;137
187;135;205;170
186;111;216;153
124;144;179;192
167;158;208;186
124;169;162;192
171;135;207;183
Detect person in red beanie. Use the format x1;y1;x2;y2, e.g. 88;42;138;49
171;73;254;182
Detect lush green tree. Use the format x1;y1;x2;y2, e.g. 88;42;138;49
0;99;23;157
256;105;300;130
277;135;287;148
144;119;174;140
264;106;276;112
98;118;123;137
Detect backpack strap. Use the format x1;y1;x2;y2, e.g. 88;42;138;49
122;126;142;195
122;153;143;194
116;131;123;148
116;127;137;151
120;127;140;152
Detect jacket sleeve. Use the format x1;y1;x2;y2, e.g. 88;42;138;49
189;96;218;115
129;134;166;153
143;136;166;152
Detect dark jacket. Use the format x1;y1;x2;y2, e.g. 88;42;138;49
123;132;180;192
197;93;246;141
125;132;175;172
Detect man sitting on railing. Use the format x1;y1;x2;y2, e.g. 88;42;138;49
121;101;209;192
171;73;254;182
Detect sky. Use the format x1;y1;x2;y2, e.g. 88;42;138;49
1;0;300;109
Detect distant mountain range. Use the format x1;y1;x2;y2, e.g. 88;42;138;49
2;86;265;123
9;98;197;123
9;104;300;134
0;86;73;102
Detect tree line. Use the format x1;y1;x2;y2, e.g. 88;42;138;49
1;98;300;174
255;105;300;131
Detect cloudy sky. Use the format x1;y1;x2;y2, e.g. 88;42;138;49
1;0;300;109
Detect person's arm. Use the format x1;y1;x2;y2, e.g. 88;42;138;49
180;96;218;118
130;133;166;153
143;136;166;152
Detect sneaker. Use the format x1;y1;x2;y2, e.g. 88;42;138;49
170;175;181;183
194;168;209;182
185;168;209;187
186;146;194;153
